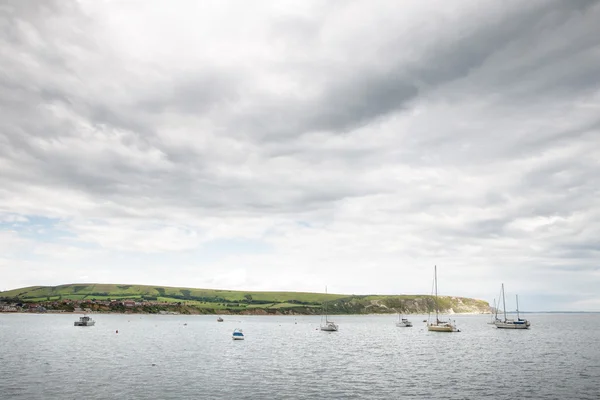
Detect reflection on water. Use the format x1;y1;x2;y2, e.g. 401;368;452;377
0;313;599;399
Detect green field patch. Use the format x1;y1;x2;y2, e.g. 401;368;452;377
269;302;318;309
21;296;59;302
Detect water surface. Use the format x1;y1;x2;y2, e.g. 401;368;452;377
0;313;598;399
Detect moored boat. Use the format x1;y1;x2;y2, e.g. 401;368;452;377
74;315;95;327
427;265;459;333
396;313;412;327
232;328;244;340
320;286;338;332
494;284;530;329
488;298;501;325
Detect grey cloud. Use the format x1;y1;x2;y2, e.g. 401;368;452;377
0;0;599;305
410;0;599;88
306;73;419;133
136;72;242;115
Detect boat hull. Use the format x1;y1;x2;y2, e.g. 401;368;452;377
232;336;244;340
320;320;338;331
427;324;456;332
396;322;413;327
74;322;95;326
320;325;338;332
494;321;530;329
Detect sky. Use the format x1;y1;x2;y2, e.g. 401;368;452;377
0;0;599;311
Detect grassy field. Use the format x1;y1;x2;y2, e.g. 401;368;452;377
0;283;490;314
0;284;348;303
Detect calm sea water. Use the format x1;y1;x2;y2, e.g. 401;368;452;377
0;313;599;399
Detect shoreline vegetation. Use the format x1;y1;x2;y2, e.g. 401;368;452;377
0;283;490;316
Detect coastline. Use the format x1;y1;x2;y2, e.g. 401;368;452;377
1;310;492;316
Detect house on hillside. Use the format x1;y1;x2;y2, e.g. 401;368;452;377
123;300;136;308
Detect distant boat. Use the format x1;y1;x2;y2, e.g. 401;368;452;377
427;265;459;332
217;317;224;322
232;328;244;340
493;284;531;329
396;313;413;327
488;298;502;325
320;286;338;332
74;315;95;327
488;298;498;325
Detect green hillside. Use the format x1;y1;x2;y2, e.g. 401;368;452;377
0;283;490;315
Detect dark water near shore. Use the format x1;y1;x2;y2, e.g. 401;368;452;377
1;313;599;399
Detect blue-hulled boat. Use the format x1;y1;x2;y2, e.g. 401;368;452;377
232;328;244;340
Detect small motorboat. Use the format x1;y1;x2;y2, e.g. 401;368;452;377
232;328;244;340
217;317;224;322
74;315;95;327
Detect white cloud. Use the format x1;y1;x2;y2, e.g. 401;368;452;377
0;0;599;310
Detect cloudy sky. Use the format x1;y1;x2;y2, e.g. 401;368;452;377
1;0;599;310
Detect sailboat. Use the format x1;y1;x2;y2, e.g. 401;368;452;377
396;312;413;327
320;286;338;332
487;298;500;325
493;284;530;329
427;265;459;332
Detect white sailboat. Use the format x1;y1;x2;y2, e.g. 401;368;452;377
396;314;412;328
427;265;459;333
494;284;531;329
396;311;412;327
320;286;338;332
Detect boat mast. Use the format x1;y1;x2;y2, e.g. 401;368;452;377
501;283;507;322
516;294;520;320
324;286;328;323
434;265;439;323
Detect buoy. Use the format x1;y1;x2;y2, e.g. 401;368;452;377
116;330;119;334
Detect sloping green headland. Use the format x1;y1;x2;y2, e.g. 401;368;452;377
0;283;490;315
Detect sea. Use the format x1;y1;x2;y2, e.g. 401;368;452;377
0;313;598;399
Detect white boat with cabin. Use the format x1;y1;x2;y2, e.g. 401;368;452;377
232;328;244;340
396;313;413;327
74;315;95;326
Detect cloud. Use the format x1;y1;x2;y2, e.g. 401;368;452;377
0;0;599;310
